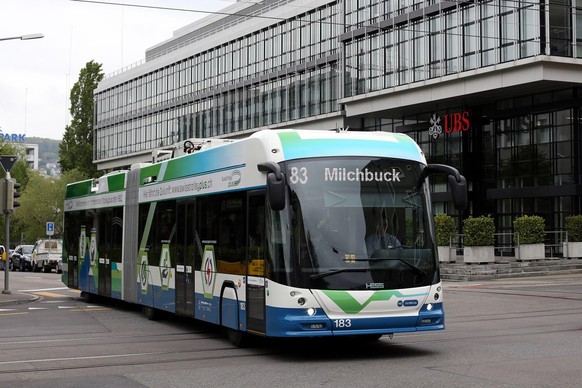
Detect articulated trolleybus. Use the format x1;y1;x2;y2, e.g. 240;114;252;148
63;129;466;345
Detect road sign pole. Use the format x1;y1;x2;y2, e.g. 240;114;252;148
3;210;10;294
0;156;18;295
3;177;10;294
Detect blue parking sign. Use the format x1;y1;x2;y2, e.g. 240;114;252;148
46;221;55;236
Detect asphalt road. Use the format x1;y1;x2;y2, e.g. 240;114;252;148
1;271;581;387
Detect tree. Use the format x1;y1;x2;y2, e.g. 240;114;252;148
12;169;86;244
59;60;104;178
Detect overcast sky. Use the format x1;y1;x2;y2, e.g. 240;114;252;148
0;0;230;141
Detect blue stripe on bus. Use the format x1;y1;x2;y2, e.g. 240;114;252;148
136;283;176;313
193;292;248;331
264;303;444;337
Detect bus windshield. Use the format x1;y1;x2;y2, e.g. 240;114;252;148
281;157;437;290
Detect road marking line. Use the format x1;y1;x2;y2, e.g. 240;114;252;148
20;287;69;292
0;308;17;312
33;291;68;298
0;351;165;365
0;312;29;316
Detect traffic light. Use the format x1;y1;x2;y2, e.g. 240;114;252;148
0;179;5;213
6;178;21;211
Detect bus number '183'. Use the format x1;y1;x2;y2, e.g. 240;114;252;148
334;319;352;328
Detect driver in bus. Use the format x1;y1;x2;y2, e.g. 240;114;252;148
366;208;401;256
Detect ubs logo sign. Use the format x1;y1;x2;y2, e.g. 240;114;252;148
429;112;471;139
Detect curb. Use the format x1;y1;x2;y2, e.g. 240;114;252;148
0;292;40;306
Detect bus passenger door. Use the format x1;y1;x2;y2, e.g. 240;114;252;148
246;192;266;335
65;224;79;289
176;201;195;317
98;256;111;297
68;255;78;289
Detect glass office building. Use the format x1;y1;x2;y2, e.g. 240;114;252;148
94;0;582;236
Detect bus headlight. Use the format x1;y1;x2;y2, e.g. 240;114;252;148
426;303;434;311
307;307;316;316
297;297;306;306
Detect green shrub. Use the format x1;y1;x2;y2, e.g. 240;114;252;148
513;215;545;245
434;214;456;246
463;216;495;246
564;215;582;242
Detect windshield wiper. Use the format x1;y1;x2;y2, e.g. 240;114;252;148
354;257;427;277
310;268;369;280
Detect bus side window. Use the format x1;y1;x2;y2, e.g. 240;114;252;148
248;193;266;276
211;193;247;275
266;207;287;282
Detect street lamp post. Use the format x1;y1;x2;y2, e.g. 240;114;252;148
0;33;44;42
0;33;43;293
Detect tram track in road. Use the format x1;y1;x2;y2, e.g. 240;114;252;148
448;307;582;325
392;278;582;347
446;286;582;301
388;319;582;348
0;345;280;376
442;301;582;336
0;335;442;378
0;325;263;376
0;329;224;353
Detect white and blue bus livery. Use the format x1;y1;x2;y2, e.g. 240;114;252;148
63;129;466;345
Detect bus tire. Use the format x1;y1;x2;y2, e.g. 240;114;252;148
81;291;93;303
143;306;158;321
226;328;248;347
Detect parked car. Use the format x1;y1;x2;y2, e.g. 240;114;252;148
0;245;10;271
32;239;63;273
11;244;35;272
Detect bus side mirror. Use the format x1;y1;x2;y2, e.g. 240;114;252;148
418;164;468;211
258;162;286;211
448;174;467;210
266;172;286;211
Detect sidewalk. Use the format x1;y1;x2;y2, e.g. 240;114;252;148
0;290;39;306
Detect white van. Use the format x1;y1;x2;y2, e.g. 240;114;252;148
32;239;63;273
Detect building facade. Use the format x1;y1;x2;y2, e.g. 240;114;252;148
94;0;582;237
24;143;39;171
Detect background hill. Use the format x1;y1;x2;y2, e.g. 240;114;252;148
27;137;61;176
